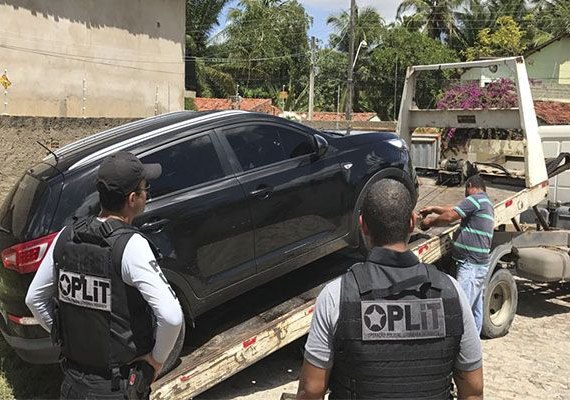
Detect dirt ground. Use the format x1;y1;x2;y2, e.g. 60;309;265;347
195;279;570;400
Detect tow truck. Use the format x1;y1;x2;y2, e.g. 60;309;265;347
151;56;570;399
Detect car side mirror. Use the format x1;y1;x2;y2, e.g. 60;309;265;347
314;134;328;158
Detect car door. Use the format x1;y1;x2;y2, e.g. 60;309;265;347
218;122;346;272
136;131;255;298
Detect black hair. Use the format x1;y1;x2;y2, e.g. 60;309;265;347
97;182;128;212
465;175;486;191
361;179;413;247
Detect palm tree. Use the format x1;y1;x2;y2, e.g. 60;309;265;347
185;0;235;96
396;0;462;42
327;6;385;52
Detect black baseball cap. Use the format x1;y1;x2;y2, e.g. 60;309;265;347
96;151;162;196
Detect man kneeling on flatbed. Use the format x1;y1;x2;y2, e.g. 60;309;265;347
296;179;483;400
419;175;494;335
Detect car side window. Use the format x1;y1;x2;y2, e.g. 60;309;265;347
142;134;224;198
224;125;286;171
277;127;315;159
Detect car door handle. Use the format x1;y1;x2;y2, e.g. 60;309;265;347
250;186;273;199
140;218;170;232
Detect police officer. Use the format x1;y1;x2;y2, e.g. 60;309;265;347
26;151;184;399
296;179;483;400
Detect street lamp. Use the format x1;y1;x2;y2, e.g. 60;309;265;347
346;39;368;121
352;40;368;71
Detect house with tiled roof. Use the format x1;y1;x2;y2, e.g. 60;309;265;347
193;97;281;115
534;100;570;125
281;111;380;122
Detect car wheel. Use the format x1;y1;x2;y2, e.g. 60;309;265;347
482;268;518;338
158;318;186;378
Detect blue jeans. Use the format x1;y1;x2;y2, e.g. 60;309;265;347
455;259;489;334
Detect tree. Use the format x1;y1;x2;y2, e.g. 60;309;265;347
535;0;570;36
185;0;235;95
313;49;348;112
362;27;459;120
396;0;462;42
222;0;311;107
463;16;527;60
327;7;385;51
453;0;550;55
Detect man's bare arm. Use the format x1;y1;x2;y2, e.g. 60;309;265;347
454;367;483;400
420;205;454;216
296;360;331;400
421;208;461;230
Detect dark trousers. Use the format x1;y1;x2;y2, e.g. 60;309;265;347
60;366;150;400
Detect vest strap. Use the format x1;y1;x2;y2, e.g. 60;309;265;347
351;262;431;298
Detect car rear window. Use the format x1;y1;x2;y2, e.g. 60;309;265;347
0;173;56;241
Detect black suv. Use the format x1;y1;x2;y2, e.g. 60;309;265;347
0;110;417;364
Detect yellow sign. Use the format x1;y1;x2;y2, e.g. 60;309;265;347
0;73;11;90
279;91;288;100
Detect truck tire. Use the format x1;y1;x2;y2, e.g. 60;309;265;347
482;268;518;338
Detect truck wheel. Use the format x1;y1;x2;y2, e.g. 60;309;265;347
482;268;518;338
159;318;186;378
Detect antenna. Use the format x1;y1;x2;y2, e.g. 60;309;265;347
36;141;59;164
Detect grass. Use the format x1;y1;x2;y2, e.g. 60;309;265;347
0;335;61;399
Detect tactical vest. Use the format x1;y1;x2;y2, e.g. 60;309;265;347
52;216;157;376
329;260;464;400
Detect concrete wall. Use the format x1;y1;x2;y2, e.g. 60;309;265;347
0;0;185;118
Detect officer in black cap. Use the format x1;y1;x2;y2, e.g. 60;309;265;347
296;179;483;400
26;151;183;399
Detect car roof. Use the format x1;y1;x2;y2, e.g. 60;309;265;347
41;110;317;176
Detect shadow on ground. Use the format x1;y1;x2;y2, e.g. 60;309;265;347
0;335;61;400
515;279;570;318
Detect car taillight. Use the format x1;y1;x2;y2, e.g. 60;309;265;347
8;314;41;325
1;232;59;274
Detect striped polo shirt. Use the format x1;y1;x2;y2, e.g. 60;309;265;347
452;192;494;265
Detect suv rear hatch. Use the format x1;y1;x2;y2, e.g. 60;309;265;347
0;162;62;339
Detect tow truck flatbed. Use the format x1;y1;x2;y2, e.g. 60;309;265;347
152;57;560;399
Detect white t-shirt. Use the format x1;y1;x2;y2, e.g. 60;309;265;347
25;223;184;364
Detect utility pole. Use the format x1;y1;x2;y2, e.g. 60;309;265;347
308;36;316;121
393;57;398;121
345;0;356;121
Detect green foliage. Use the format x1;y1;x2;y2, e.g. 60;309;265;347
185;97;196;111
535;0;570;36
327;7;385;51
222;0;311;107
396;0;462;42
185;0;233;94
463;16;527;60
362;28;459;120
314;49;348;112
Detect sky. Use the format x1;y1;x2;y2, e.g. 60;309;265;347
217;0;404;46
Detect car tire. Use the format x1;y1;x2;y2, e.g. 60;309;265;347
158;318;186;378
482;268;518;338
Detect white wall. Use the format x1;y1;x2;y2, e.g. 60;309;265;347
0;0;185;118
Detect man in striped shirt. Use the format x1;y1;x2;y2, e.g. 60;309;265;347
419;175;494;334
